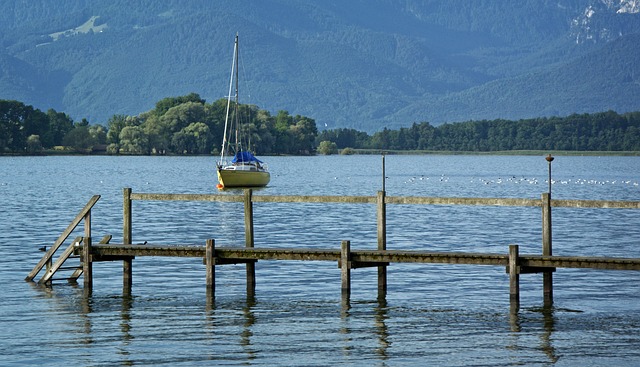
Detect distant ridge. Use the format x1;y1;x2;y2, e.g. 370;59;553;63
1;0;639;132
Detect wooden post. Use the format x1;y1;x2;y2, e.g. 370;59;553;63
542;192;553;306
123;188;133;292
377;190;387;298
244;189;256;296
206;239;215;298
83;236;93;290
341;240;351;298
509;245;520;311
83;209;91;241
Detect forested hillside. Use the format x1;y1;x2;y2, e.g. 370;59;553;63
2;0;640;132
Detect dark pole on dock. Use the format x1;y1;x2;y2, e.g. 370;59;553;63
377;191;387;299
123;188;133;293
378;152;388;298
381;153;386;192
244;189;256;296
543;155;554;306
546;154;554;195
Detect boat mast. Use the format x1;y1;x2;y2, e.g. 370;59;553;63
234;34;239;153
219;34;238;164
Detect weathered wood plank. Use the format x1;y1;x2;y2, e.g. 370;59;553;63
253;195;376;204
86;244;640;270
350;250;509;265
131;192;243;202
552;199;640;209
129;189;640;210
385;196;541;207
92;244;207;257
521;255;640;271
215;247;342;261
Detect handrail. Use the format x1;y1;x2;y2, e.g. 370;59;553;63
129;190;639;210
25;195;100;282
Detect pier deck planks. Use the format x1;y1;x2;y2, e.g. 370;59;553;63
87;244;640;271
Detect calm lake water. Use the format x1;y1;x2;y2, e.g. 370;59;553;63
1;154;639;366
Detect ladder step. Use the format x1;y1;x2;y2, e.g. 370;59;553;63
56;266;82;271
49;278;79;283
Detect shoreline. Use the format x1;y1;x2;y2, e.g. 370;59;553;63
2;150;639;157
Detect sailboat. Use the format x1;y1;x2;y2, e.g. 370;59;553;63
216;34;270;189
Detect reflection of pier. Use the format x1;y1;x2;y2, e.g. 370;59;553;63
26;187;640;311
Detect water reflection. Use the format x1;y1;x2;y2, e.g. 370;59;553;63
374;298;390;360
120;294;134;342
205;295;257;362
339;296;352;358
240;296;257;361
339;296;390;363
509;305;559;364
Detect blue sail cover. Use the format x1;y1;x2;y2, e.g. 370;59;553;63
232;151;263;164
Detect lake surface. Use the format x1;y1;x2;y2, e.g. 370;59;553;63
1;155;639;366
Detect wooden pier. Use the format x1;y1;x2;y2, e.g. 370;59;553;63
27;185;640;311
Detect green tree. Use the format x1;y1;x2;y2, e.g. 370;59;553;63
317;140;338;155
26;134;43;154
154;93;205;116
146;102;207;154
63;126;96;152
0;100;48;152
0;100;24;152
290;115;318;154
272;110;293;154
106;114;128;153
119;126;148;154
89;125;107;145
171;122;212;154
45;109;74;147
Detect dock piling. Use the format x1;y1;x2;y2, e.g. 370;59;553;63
206;239;215;299
341;240;351;298
83;236;93;290
509;244;520;311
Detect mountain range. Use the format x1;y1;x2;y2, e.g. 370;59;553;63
1;0;640;132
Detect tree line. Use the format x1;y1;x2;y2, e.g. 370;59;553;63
0;94;318;155
2;95;639;155
317;110;640;153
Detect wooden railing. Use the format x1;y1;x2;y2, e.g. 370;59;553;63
117;188;640;309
